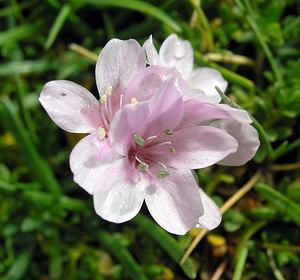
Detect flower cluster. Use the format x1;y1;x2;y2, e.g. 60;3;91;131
39;34;260;235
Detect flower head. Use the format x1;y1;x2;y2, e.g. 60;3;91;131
39;35;260;235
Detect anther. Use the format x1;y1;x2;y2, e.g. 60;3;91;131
165;129;174;136
131;97;138;104
97;127;106;139
156;169;169;179
138;162;149;172
100;94;107;104
105;86;113;96
169;146;176;153
133;133;145;146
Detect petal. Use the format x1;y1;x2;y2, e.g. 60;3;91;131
189;67;228;103
143;35;160;65
182;100;231;125
167;126;238;169
159;34;193;79
110;78;184;154
95;39;146;96
197;188;222;230
217;121;260;166
39;80;102;133
145;170;203;235
216;104;252;123
93;159;146;223
70;134;121;194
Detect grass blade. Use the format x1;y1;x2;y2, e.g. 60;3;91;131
0;98;60;194
71;0;181;33
255;183;300;226
98;230;148;280
44;4;71;49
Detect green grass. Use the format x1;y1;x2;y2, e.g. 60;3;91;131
1;0;300;279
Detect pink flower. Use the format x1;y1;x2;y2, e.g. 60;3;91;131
86;78;240;234
39;36;260;235
143;34;260;166
143;34;227;103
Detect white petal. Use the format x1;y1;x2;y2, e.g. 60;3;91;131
93;159;146;223
145;170;203;235
197;188;222;230
189;67;228;103
159;34;194;79
143;35;160;65
39;80;101;133
70;135;121;194
95;39;146;96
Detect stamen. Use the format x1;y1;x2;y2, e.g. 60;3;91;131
165;129;174;136
105;86;113;96
131;97;138;104
169;146;176;153
100;94;107;104
97;127;106;139
147;157;168;170
133;133;145;146
135;155;149;172
138;162;149;172
156;169;169;179
119;94;124;108
154;141;172;148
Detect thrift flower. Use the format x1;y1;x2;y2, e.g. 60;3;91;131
143;34;260;166
93;78;239;234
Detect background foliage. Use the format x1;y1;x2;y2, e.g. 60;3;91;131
0;0;299;279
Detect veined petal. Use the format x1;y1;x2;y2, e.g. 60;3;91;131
189;67;228;103
95;39;146;96
217;121;260;166
39;80;102;133
167;126;238;169
143;35;160;65
216;104;252;123
197;188;222;230
145;170;203;235
70;134;121;194
159;34;193;79
93;159;146;223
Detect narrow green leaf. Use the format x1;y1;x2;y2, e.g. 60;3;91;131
0;60;57;76
232;245;249;280
133;214;197;279
45;4;71;49
0;98;60;194
3;251;32;280
98;230;148;280
255;183;300;226
0;24;37;45
71;0;181;33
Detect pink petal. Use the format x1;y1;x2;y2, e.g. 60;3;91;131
70;134;121;194
197;188;222;230
145;170;203;235
143;35;160;65
93;159;146;223
159;34;193;79
39;80;102;133
217;121;260;166
167;126;238;169
95;39;146;96
189;68;228;103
